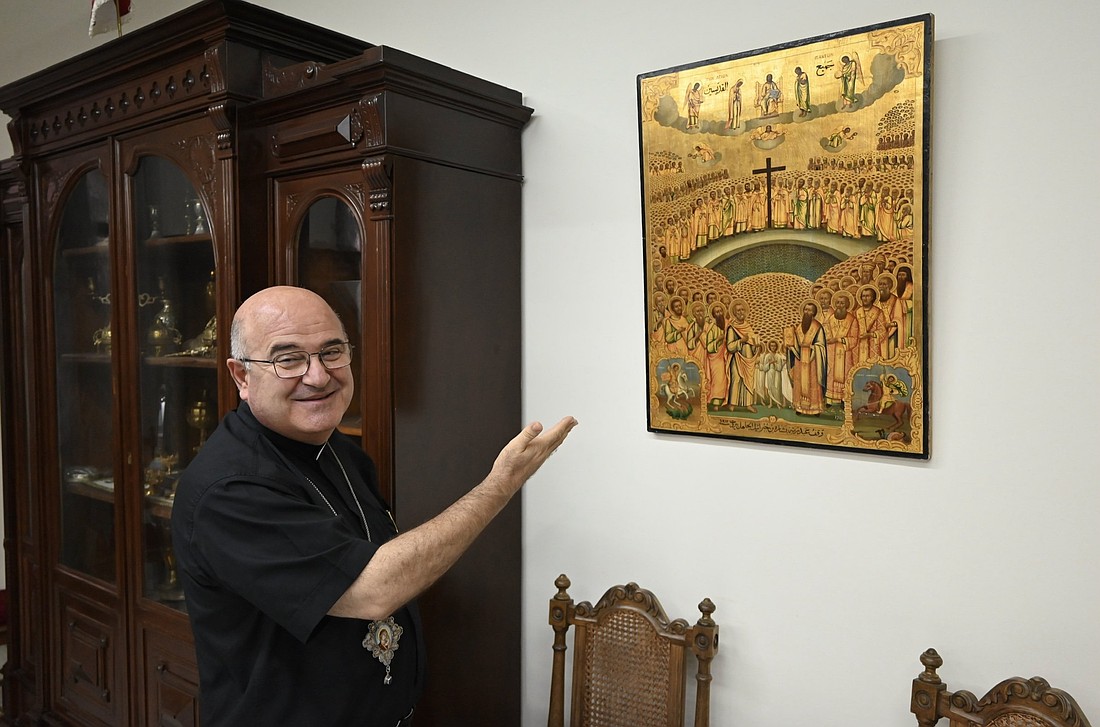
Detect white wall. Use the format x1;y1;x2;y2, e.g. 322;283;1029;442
3;1;1099;725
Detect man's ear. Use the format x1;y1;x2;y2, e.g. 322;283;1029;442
226;358;249;399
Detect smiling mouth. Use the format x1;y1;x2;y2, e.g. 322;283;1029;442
296;391;335;403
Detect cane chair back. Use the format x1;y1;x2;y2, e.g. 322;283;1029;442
912;648;1093;727
547;574;718;727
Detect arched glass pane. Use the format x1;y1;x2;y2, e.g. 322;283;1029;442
54;169;116;583
132;155;217;610
297;196;362;434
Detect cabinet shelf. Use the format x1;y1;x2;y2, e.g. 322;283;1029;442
141;233;212;249
59;354;218;368
61;242;111;258
143;355;217;368
65;477;116;504
144;494;175;521
61;352;112;364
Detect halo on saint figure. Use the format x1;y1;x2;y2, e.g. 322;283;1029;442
831;290;854;312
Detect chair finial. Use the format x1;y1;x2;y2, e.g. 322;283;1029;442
554;574;571;600
918;648;943;684
697;597;716;626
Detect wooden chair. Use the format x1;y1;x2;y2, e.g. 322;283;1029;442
547;574;719;727
912;648;1093;727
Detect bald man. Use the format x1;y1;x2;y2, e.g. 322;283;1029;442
171;286;576;727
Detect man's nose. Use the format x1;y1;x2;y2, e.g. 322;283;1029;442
300;355;333;385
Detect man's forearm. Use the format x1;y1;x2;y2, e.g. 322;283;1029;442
329;473;515;619
328;416;576;620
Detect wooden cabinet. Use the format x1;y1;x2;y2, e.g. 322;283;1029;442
249;46;533;725
0;2;531;725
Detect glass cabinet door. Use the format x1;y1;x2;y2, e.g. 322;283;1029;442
297;195;363;435
54;169;117;584
131;155;217;609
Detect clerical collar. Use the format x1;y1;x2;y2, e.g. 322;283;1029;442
238;402;333;462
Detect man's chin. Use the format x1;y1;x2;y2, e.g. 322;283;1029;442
292;402;348;433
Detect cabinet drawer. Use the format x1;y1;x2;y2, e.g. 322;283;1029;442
143;627;201;727
58;588;124;725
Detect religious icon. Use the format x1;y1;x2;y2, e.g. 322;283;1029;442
362;616;403;685
638;15;932;458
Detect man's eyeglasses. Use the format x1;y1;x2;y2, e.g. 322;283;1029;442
237;341;354;379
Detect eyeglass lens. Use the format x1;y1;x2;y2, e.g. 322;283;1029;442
272;344;352;378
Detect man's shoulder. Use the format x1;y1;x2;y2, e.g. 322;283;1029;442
187;409;262;470
174;410;286;506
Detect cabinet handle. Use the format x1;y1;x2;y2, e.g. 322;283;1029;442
71;663;111;701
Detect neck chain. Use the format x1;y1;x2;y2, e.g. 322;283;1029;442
299;440;404;685
303;442;371;542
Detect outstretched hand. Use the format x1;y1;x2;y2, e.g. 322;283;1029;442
490;416;578;494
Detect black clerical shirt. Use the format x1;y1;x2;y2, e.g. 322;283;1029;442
171;403;423;727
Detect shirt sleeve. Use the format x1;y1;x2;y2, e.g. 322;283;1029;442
188;477;377;643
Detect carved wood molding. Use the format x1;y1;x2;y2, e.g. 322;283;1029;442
355;93;386;149
203;46;227;95
262;59;326;96
362;157;391;212
346;182;366;212
0;178;27;222
5;115;24;158
21;59;215;150
206;102;234;154
177;134;219;207
914;649;1092;727
283;183;365;222
949;689;982;713
270;113;354;159
41;163;90;228
957;677;1092;727
576;582;690;635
